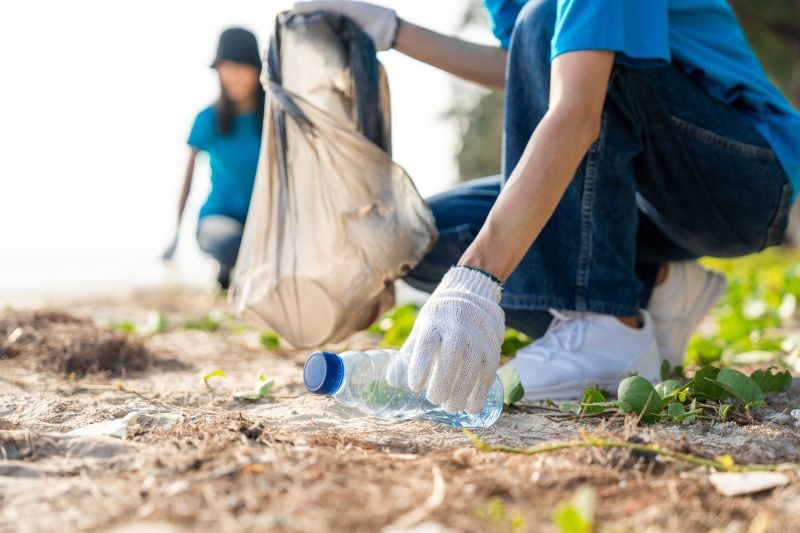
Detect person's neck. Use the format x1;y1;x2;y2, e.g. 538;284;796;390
233;96;257;114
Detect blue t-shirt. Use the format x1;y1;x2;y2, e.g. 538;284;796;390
483;0;800;201
188;105;261;223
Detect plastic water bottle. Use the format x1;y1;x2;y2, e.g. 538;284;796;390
303;349;504;428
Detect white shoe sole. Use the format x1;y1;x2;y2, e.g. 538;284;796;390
520;372;661;402
520;345;662;402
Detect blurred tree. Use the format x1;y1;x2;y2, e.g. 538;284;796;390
448;0;504;181
730;0;800;243
730;0;800;106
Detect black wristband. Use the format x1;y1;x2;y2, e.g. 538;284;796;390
389;17;401;49
455;264;504;289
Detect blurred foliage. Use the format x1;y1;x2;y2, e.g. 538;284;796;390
369;304;420;347
447;89;505;182
259;332;281;350
448;0;505;181
687;249;800;366
475;497;527;533
501;328;532;357
730;0;800;106
183;310;251;335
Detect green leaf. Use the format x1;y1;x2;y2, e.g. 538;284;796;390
745;400;765;412
719;403;731;421
202;368;226;384
674;408;703;425
579;388;606;414
655;380;683;400
501;329;533;357
618;376;662;423
691;366;726;400
259;332;281;350
498;366;524;406
660;361;687;382
257;378;275;397
184;316;220;332
660;360;671;382
553;486;595;533
750;367;792;394
559;401;581;414
234;376;275;402
667;401;685;419
680;398;700;425
710;368;765;406
112;321;137;335
580;400;632;413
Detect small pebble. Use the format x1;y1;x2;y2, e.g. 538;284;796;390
790;409;800;421
764;412;794;425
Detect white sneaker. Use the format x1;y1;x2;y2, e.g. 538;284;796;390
648;261;727;368
503;309;661;402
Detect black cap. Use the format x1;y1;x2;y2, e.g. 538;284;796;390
211;27;261;70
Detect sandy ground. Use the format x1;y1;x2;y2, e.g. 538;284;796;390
1;287;800;532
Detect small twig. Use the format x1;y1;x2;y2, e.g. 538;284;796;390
0;374;37;388
382;466;445;530
515;403;563;413
462;429;796;473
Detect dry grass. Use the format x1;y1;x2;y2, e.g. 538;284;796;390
1;291;799;532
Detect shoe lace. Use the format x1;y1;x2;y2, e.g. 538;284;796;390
540;309;587;351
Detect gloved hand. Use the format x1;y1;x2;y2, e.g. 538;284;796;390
293;1;399;51
400;266;505;414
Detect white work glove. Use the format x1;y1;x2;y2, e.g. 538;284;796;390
293;1;399;51
400;266;505;414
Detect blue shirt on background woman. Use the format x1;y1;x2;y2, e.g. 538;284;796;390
165;27;264;290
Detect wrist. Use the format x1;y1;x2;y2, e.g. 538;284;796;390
389;16;402;49
442;265;503;303
456;264;504;289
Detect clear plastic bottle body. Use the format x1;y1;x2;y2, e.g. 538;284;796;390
331;349;503;429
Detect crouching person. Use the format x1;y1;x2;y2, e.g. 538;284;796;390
294;0;800;412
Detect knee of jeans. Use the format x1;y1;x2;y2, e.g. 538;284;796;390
509;0;558;54
197;228;242;266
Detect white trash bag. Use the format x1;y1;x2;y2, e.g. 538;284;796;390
229;11;437;348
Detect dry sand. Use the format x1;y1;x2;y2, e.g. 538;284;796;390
1;287;799;532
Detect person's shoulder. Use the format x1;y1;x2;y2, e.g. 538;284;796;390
195;104;217;125
189;104;218;149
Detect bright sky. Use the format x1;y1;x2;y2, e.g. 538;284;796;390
0;0;496;303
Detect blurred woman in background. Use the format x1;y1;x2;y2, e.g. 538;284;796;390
165;27;265;290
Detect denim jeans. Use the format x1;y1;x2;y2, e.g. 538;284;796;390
196;215;244;280
404;0;792;339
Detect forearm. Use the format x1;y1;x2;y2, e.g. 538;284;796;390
176;151;196;224
394;19;507;90
459;111;600;281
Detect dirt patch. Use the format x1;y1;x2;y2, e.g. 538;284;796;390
1;288;799;532
0;310;152;377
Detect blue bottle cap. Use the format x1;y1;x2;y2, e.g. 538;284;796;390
303;351;344;395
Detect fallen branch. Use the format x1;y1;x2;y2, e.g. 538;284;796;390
462;429;797;473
